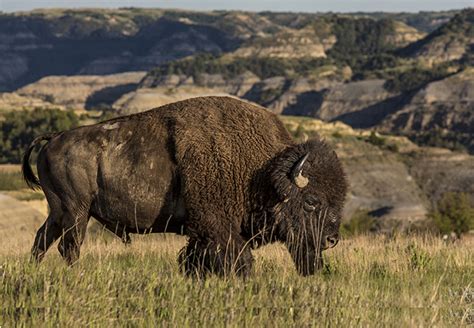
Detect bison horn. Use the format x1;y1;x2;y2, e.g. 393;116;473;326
291;153;309;188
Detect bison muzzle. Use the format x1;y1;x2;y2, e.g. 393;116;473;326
23;96;347;277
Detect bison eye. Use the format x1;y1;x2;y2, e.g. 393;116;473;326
303;202;316;212
303;195;318;212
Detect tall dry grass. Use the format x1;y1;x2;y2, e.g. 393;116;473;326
0;229;473;326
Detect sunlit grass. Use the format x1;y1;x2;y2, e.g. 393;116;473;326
0;233;473;326
0;171;25;191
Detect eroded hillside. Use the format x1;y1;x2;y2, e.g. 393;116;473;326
118;9;472;152
0;8;459;91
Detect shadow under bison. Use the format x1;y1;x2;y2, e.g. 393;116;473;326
23;96;347;277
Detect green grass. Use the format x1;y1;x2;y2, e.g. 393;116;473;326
0;169;45;200
0;171;25;191
8;191;45;201
0;235;472;326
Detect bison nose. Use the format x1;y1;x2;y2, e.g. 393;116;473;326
324;235;339;249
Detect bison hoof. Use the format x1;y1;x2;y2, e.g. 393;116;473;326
122;233;132;245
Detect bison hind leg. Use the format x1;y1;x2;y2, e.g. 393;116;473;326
57;210;90;265
31;214;62;263
178;238;253;278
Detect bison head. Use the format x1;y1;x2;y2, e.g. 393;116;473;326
270;139;347;276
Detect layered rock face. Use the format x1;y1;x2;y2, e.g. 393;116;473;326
400;9;474;65
17;72;147;109
0;10;242;91
0;92;59;112
379;68;474;135
0;8;440;91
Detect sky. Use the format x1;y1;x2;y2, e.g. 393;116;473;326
0;0;472;13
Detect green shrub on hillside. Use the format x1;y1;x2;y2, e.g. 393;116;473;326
384;64;454;93
330;18;395;55
328;17;396;64
147;53;331;83
340;209;378;237
409;129;468;152
0;108;79;164
385;143;399;153
366;131;386;147
430;8;474;38
429;192;474;237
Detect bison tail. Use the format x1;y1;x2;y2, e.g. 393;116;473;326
22;133;60;190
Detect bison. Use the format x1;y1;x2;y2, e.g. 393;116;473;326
23;96;347;276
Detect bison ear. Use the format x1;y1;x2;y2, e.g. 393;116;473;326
291;153;309;188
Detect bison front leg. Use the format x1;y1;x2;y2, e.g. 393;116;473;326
178;231;253;278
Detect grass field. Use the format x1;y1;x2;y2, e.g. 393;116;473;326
0;231;472;326
0;170;25;191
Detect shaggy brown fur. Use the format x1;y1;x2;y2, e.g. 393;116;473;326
23;96;347;277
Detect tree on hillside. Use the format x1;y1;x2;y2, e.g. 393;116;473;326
0;108;79;164
429;192;474;238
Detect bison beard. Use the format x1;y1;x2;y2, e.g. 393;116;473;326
286;210;330;276
23;96;347;277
